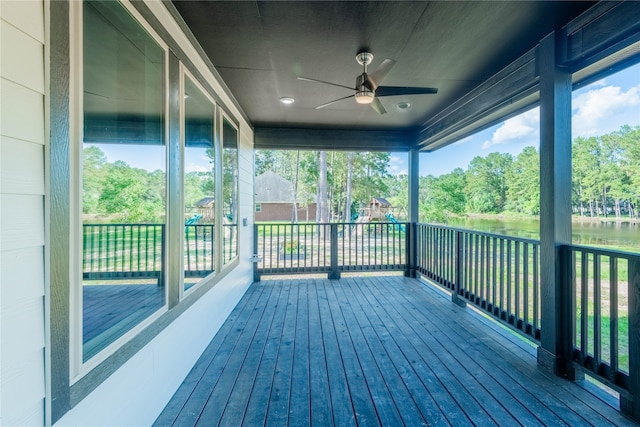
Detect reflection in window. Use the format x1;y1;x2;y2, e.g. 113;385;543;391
223;118;239;263
183;76;216;291
81;1;165;361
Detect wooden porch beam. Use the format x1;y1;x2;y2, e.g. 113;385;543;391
418;1;640;153
406;147;419;278
417;49;539;152
559;1;640;72
254;127;416;152
537;31;573;377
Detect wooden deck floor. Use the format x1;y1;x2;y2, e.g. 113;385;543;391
155;276;635;426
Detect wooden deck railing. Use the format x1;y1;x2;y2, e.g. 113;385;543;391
415;223;639;415
254;222;407;279
83;223;218;284
84;221;639;416
415;223;541;341
82;224;166;285
562;244;640;410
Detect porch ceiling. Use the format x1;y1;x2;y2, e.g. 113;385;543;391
171;1;595;148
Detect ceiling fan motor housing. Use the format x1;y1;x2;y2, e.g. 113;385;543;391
355;73;375;104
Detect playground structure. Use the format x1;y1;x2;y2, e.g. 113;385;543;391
185;213;202;225
357;198;407;223
349;198;407;236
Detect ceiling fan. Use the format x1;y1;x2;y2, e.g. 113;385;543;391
298;51;438;114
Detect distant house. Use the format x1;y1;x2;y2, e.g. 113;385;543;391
254;171;316;221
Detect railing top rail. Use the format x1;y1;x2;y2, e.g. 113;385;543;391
417;222;540;246
256;221;408;226
83;223;165;227
562;243;640;261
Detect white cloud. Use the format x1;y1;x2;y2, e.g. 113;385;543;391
453;135;473;145
481;107;540;149
572;84;640;137
387;155;408;176
185;163;210;173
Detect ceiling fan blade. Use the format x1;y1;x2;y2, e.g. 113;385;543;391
315;94;355;110
297;76;355;91
370;98;387;115
366;59;396;90
375;86;438;97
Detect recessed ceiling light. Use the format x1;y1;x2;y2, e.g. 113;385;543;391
280;97;295;105
396;101;410;110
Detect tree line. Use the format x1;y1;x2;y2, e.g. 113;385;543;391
83;144;236;223
255;150;394;221
420;125;640;222
82;124;638;224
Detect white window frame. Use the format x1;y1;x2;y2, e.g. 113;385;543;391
69;0;170;382
180;66;219;298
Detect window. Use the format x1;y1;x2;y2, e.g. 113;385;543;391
183;74;216;291
255;203;262;213
222;117;239;264
80;0;166;363
52;0;248;416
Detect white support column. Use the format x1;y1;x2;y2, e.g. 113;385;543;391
537;31;574;376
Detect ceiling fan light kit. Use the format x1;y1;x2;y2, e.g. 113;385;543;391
355;90;375;104
297;51;437;114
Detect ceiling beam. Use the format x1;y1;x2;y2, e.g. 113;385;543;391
254;127;416;152
559;1;640;72
417;0;640;152
417;49;538;152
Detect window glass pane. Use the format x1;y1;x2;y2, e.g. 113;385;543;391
82;1;165;362
223;118;239;263
183;76;216;291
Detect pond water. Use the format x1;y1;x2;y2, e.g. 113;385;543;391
446;216;640;252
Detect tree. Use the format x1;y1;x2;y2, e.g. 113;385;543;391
573;136;600;216
318;151;329;223
506;147;539;215
98;161;165;222
344;152;354;221
420;169;467;223
83;146;108;214
465;152;513;213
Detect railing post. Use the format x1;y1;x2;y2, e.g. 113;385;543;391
253;224;261;282
452;230;466;307
328;223;340;280
405;222;416;278
622;258;640;420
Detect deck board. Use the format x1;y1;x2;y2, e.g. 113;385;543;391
155;276;637;427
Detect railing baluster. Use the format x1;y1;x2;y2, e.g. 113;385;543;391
492;237;497;313
524;243;529;333
499;238;505;317
515;241;520;327
533;244;539;337
594;254;602;371
580;250;588;365
610;255;618;382
473;234;479;301
507;240;512;321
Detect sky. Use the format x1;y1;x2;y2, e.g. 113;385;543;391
91;62;639;176
385;62;640;177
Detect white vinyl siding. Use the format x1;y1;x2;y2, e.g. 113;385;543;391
0;1;47;426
